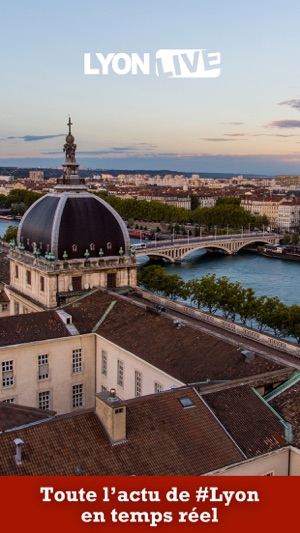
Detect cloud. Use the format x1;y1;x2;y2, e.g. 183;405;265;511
223;133;247;137
200;137;245;142
132;142;158;148
1;134;65;142
265;120;300;128
253;133;298;137
43;142;158;157
278;99;300;111
220;122;245;125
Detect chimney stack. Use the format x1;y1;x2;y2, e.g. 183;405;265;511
95;389;127;444
14;438;24;465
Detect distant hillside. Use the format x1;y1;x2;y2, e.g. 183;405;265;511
0;166;275;180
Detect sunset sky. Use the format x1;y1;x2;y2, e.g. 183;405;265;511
1;0;300;174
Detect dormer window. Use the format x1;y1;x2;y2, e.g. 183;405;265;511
107;242;112;250
72;244;78;252
90;243;95;251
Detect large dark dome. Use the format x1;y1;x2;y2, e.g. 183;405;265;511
17;119;130;260
17;190;130;260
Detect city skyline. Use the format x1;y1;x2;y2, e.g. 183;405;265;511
1;0;300;174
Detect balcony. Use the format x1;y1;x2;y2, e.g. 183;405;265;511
9;248;136;272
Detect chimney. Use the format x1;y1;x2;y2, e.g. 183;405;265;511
95;389;127;444
14;438;24;465
241;349;256;363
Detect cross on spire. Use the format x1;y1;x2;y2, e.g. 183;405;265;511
68;116;73;135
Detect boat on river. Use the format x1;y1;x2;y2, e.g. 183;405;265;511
0;215;14;221
259;243;300;261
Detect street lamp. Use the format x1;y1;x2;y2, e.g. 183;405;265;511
227;224;229;236
155;233;157;247
187;229;190;244
241;226;243;236
214;225;217;240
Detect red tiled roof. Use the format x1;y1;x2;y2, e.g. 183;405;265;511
0;401;55;432
0;387;245;476
202;385;286;457
65;290;284;383
0;311;71;347
0;290;9;303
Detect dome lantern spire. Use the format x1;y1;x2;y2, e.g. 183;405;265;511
56;117;86;190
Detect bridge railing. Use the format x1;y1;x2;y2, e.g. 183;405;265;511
140;233;280;250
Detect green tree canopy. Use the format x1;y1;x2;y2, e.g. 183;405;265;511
3;225;18;243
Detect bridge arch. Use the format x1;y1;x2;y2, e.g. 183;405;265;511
135;234;281;263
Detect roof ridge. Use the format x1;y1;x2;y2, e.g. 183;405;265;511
92;300;117;332
264;370;300;402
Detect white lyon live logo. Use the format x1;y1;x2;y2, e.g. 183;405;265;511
84;49;221;78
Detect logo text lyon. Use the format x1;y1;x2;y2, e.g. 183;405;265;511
84;49;221;78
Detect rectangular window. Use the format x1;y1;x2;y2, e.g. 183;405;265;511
155;382;163;393
135;371;142;397
39;391;50;410
26;270;31;285
72;349;82;374
38;354;49;380
101;350;107;376
14;302;19;315
107;273;117;289
117;359;124;388
2;397;15;403
15;265;19;279
40;276;45;292
72;276;82;291
72;384;83;408
2;360;14;388
1;303;8;312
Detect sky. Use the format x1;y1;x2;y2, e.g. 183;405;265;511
1;0;300;175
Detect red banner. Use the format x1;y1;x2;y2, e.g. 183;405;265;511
0;476;298;532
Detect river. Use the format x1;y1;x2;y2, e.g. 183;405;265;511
1;221;298;307
134;240;300;307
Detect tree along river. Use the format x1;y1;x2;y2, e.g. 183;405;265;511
1;221;299;308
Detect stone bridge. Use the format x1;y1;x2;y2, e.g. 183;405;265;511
134;232;280;263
